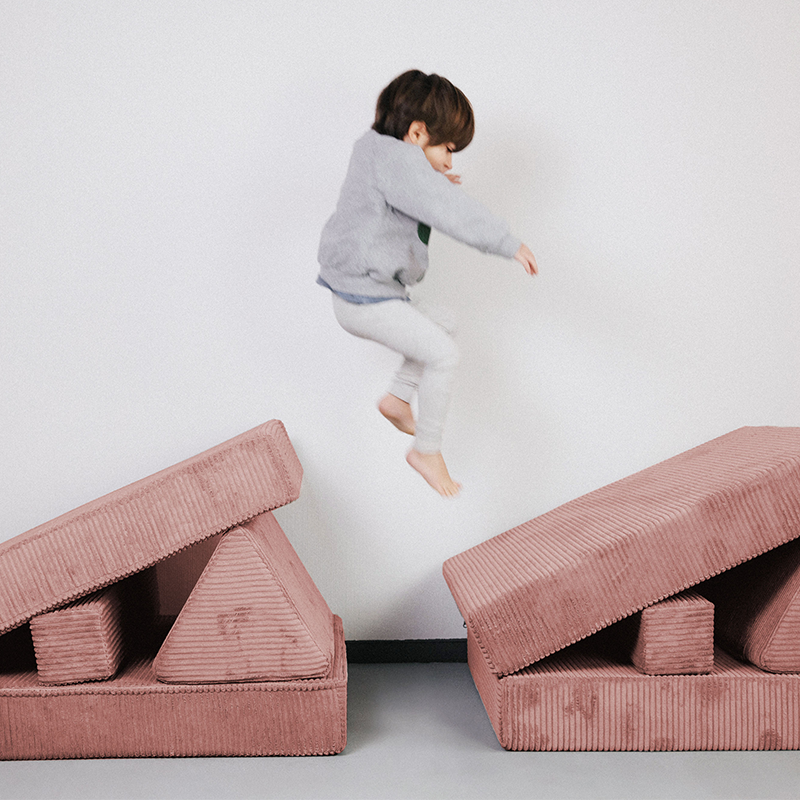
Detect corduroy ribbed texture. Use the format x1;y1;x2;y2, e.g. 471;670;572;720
154;512;334;683
29;587;124;685
0;616;346;759
468;630;800;751
444;427;800;676
629;591;714;675
0;421;302;635
701;538;800;673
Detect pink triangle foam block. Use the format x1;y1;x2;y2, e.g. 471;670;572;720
443;427;800;677
628;590;714;675
701;537;800;673
154;512;334;683
468;630;800;751
0;615;347;759
152;533;223;618
30;586;124;686
0;420;302;636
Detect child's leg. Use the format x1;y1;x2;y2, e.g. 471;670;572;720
332;296;460;495
387;301;457;420
378;393;415;435
378;328;429;436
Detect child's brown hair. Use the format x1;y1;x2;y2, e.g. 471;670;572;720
373;70;475;152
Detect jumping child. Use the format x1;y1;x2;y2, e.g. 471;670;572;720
317;69;537;497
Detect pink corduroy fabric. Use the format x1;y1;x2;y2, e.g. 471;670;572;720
700;537;800;673
0;616;347;759
626;591;714;676
444;427;800;677
0;421;302;636
29;587;124;685
468;630;800;751
154;512;335;684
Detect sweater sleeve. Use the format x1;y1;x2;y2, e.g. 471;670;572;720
377;141;521;259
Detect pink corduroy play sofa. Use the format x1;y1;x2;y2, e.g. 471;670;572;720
444;426;800;751
0;421;347;759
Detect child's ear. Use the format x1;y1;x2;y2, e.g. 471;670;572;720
404;120;429;145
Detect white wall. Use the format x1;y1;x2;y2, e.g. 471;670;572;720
2;1;799;640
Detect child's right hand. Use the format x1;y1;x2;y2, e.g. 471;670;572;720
514;243;538;275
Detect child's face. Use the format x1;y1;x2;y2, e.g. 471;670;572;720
404;121;455;176
421;141;455;175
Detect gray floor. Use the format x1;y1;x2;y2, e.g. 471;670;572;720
2;662;799;800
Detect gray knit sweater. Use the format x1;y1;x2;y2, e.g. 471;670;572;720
317;129;521;300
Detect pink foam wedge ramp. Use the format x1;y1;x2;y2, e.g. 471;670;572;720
0;420;302;636
444;427;800;678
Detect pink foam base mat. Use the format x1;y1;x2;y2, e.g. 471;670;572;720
444;427;800;677
0;616;346;759
469;632;800;752
0;420;302;635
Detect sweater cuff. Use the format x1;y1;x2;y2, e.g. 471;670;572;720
499;233;522;259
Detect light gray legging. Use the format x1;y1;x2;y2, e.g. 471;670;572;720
332;294;458;454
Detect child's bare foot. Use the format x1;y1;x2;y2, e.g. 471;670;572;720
406;449;461;497
379;394;415;435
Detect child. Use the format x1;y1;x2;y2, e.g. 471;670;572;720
317;70;537;497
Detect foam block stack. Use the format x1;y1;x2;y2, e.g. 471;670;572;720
0;421;347;759
445;426;800;750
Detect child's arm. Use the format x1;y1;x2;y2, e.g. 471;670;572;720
444;174;537;275
379;142;533;270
